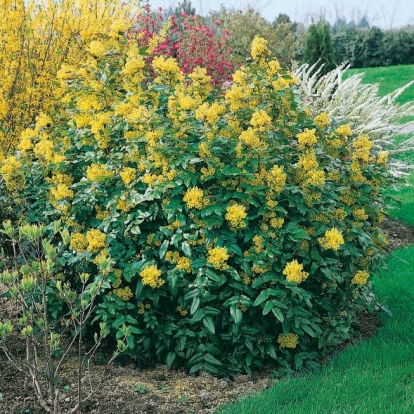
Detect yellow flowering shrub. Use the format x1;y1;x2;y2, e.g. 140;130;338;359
2;26;391;376
0;0;134;157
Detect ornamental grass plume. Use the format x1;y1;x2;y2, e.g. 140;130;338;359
295;62;414;177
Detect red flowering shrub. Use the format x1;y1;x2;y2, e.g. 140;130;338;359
135;5;234;85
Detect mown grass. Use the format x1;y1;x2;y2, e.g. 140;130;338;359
388;137;414;226
345;64;414;106
218;66;414;414
218;246;414;414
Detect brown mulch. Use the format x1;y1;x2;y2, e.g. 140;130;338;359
381;217;414;250
0;218;413;414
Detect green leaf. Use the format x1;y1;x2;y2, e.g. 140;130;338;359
126;335;135;350
191;258;207;268
190;296;200;315
166;351;176;367
201;204;224;217
266;344;277;360
189;362;204;375
159;240;169;259
128;325;143;334
177;335;187;352
272;307;284;323
181;241;192;257
188;352;203;366
184;289;199;300
253;290;270;307
203;316;215;334
190;308;205;324
301;323;315;337
229;243;243;257
205;268;224;283
203;362;219;375
263;300;274;315
204;353;223;366
230;305;242;324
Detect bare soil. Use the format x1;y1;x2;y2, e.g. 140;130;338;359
0;218;412;414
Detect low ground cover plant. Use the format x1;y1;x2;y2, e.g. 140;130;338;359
1;27;391;375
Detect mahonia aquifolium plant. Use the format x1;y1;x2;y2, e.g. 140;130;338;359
0;20;391;375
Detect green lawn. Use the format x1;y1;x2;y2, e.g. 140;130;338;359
218;65;414;414
344;64;414;106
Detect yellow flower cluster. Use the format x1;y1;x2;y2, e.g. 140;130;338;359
351;270;370;285
195;102;226;125
70;233;88;252
113;286;133;301
297;151;319;171
225;204;247;228
120;167;136;185
377;151;389;164
140;264;165;288
50;184;73;201
207;247;229;270
86;40;107;58
77;94;102;112
336;124;352;137
277;333;299;349
112;269;122;288
95;206;109;221
165;251;192;273
352;134;374;162
297;128;317;148
116;199;132;213
225;84;250;111
332;208;347;221
267;60;281;77
319;228;344;251
313;113;330;128
123;54;145;77
137;301;151;314
252;235;264;253
176;306;188;316
176;257;192;272
282;260;309;284
270;217;284;229
250;110;272;131
152;56;183;84
251;36;270;60
267;165;286;193
304;170;325;187
353;208;368;220
0;155;25;190
232;67;249;84
86;229;106;252
239;128;261;149
183;187;205;209
86;164;114;181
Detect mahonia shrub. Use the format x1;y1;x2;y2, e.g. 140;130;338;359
1;29;390;375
